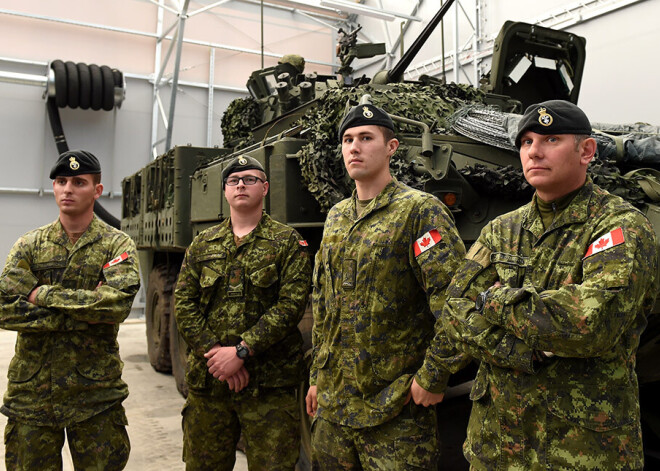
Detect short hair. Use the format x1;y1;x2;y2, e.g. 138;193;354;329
379;126;396;143
92;173;102;185
574;134;590;151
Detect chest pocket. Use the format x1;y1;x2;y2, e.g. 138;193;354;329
32;260;67;286
248;263;279;306
199;266;223;311
491;252;527;288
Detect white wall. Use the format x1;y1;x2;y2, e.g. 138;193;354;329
0;0;335;264
358;0;660;125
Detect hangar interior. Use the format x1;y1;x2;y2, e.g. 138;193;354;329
1;0;659;289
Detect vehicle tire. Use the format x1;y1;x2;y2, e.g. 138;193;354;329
169;301;189;397
145;264;177;373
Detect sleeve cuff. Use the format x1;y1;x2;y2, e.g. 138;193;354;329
34;285;50;307
414;359;450;394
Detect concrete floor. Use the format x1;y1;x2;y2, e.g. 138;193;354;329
0;320;248;470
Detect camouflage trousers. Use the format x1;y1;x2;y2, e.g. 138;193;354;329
4;403;129;471
312;402;439;470
182;386;300;471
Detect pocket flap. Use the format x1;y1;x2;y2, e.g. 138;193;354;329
199;266;222;289
546;387;634;432
7;357;41;383
249;264;278;288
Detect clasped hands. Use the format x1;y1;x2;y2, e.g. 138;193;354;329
204;344;250;392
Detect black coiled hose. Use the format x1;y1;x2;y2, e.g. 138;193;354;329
47;60;125;228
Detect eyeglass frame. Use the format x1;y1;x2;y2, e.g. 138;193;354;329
224;175;267;186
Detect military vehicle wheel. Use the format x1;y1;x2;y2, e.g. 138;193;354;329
169;302;189;397
145;264;176;373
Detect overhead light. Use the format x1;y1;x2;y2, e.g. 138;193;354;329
320;0;421;22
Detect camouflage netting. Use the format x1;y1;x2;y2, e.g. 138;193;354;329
221;96;260;148
451;105;660;208
222;89;660;212
293;82;486;212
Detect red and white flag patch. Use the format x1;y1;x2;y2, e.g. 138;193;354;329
103;252;128;269
413;229;442;257
583;227;624;259
299;240;309;247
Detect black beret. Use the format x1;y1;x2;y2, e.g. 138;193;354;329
221;155;265;187
49;150;101;179
338;104;395;140
515;100;591;148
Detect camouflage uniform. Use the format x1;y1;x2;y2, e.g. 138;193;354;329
311;178;467;469
175;212;311;471
442;179;659;470
0;216;140;470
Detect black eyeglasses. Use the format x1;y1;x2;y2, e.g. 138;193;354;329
225;175;266;186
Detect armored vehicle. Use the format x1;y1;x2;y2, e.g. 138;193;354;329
121;3;660;467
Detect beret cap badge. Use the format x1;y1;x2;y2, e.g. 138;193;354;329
362;106;374;119
238;156;248;165
69;157;80;171
538;107;553;127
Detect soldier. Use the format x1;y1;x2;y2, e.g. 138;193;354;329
175;155;311;470
306;103;467;469
0;150;140;470
442;100;659;469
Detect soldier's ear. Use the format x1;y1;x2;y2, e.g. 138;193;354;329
94;182;104;200
387;138;399;157
580;137;596;166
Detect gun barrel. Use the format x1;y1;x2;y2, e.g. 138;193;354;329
387;0;456;83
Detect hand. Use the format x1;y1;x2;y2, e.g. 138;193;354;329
27;287;39;305
306;385;318;417
204;345;243;380
409;378;444;407
224;366;250;392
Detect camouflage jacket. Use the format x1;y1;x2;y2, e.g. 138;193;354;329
311;178;467;428
443;179;659;470
175;213;311;392
0;216;140;427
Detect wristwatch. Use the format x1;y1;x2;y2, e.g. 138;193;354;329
475;288;491;313
235;343;249;360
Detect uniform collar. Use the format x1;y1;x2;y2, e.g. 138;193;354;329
523;177;593;238
48;215;104;250
208;212;276;248
342;177;400;221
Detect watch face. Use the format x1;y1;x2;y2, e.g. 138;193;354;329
236;344;249;359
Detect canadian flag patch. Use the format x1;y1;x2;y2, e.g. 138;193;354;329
299;240;309;247
103;252;128;269
413;229;442;257
583;227;625;259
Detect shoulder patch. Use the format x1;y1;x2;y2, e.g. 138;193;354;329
299;240;309;247
103;252;128;269
413;229;442;257
583;227;625;259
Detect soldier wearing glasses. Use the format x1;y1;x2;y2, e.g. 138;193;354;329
175;155;312;470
